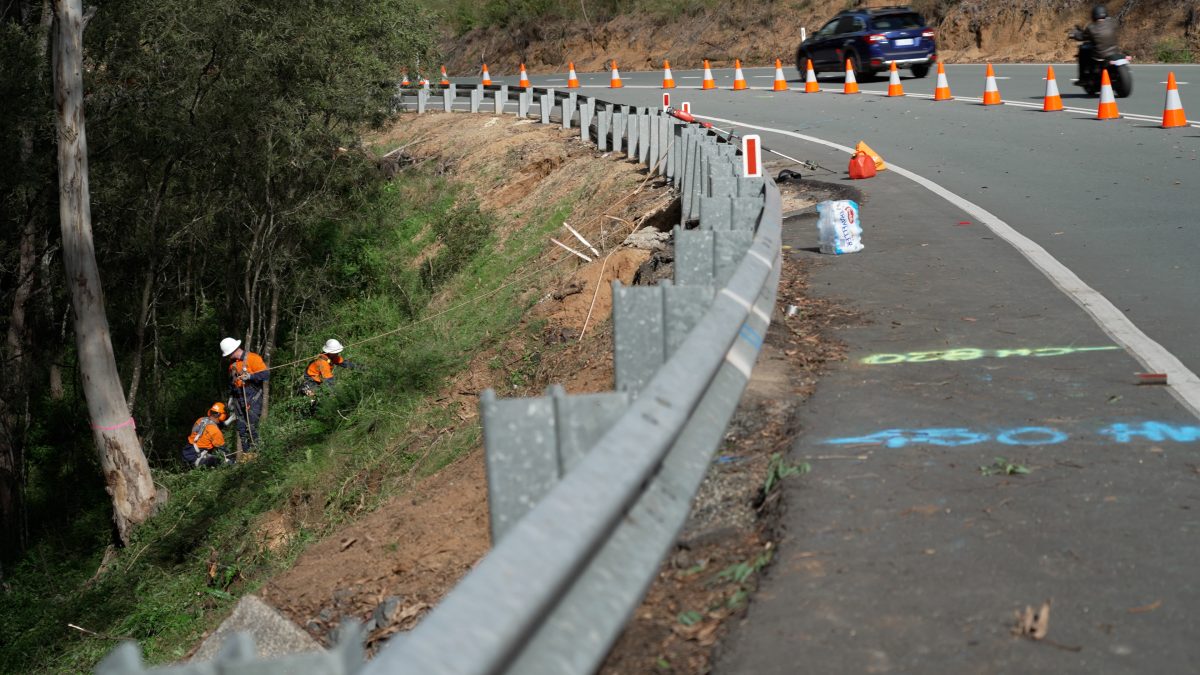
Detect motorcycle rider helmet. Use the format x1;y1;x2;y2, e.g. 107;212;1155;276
1092;4;1107;20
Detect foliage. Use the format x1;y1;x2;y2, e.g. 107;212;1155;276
979;457;1030;476
1155;37;1194;63
762;452;810;495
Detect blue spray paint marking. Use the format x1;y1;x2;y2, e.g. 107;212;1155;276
823;422;1200;448
738;323;763;349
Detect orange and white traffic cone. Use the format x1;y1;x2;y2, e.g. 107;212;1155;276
610;60;624;88
771;59;788;91
518;63;531;88
804;58;820;93
886;61;904;97
1042;65;1063;111
401;71;411;87
1162;72;1187;128
1096;69;1119;119
567;62;580;89
480;64;492;86
701;59;717;90
843;59;859;94
983;63;1001;105
933;62;952;101
732;59;748;90
662;60;676;89
440;65;450;86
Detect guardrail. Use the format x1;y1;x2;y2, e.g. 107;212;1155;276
97;81;783;675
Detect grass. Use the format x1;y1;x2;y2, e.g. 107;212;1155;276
0;162;573;673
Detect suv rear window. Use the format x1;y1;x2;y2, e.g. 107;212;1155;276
870;13;924;30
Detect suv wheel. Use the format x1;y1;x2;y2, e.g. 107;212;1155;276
911;64;930;78
849;53;872;82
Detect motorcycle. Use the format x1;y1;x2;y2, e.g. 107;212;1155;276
1072;30;1133;98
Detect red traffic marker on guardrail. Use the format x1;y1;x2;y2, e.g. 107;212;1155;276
742;135;762;177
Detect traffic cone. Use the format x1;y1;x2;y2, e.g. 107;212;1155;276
518;63;531;88
886;61;904;97
1162;72;1187;128
440;65;450;86
983;63;1001;105
804;59;820;93
481;64;492;86
732;59;748;90
771;59;788;91
610;60;623;88
1042;65;1063;111
1096;69;1119;119
401;71;410;87
843;59;859;94
662;60;676;89
933;62;952;100
701;59;717;90
567;62;580;89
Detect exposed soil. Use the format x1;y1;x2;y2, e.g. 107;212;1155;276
440;0;1198;76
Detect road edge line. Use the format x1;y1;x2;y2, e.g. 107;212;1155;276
696;113;1200;420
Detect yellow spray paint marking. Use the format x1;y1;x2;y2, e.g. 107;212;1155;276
860;345;1121;366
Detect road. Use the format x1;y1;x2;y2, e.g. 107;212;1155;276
448;63;1200;671
476;64;1200;397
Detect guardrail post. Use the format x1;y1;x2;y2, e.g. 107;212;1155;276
494;85;507;115
561;95;575;129
732;198;764;230
597;104;610;152
699;196;733;231
612;105;626;155
673;226;714;286
539;93;551;124
714;230;754;287
648;113;660;172
659;115;671;176
480;387;631;542
580;98;593;143
471;85;482;113
638;110;651;166
627;107;639;160
417;89;428;114
443;84;455;113
613;282;715;392
737;175;765;197
519;89;531;118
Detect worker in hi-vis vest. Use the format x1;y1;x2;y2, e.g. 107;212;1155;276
183;402;232;468
300;339;360;413
220;337;269;452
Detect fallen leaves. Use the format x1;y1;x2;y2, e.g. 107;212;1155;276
1013;600;1051;640
1127;599;1162;614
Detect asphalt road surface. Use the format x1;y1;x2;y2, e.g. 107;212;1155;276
446;63;1200;671
477;64;1200;398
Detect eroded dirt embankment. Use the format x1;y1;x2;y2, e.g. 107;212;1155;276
442;0;1199;75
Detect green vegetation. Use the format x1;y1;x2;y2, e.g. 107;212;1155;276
762;453;810;495
0;162;570;672
979;457;1031;476
1155;37;1194;63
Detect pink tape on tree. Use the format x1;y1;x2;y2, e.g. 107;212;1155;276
91;417;136;432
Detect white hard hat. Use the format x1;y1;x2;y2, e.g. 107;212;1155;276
220;337;242;357
322;338;345;354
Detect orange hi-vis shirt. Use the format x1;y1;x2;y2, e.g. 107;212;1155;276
229;351;269;389
305;353;346;383
188;417;225;450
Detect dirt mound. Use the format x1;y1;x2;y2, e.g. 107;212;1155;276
441;0;1198;75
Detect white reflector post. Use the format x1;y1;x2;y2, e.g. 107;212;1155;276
742;134;762;177
662;92;670;111
681;101;691;114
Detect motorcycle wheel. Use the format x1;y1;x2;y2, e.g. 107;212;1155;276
1111;64;1133;98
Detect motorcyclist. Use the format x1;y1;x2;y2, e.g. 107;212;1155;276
1070;5;1119;61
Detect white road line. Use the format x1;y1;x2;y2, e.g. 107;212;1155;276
695;113;1200;420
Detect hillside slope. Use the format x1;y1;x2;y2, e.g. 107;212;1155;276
436;0;1198;75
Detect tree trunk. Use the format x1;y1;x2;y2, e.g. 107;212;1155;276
0;215;38;561
261;276;281;420
53;0;160;545
125;269;154;410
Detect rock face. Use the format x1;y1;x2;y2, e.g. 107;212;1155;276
192;595;322;662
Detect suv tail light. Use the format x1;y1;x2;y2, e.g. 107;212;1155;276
867;33;888;44
922;29;935;38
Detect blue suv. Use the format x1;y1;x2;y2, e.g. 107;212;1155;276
798;6;937;80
